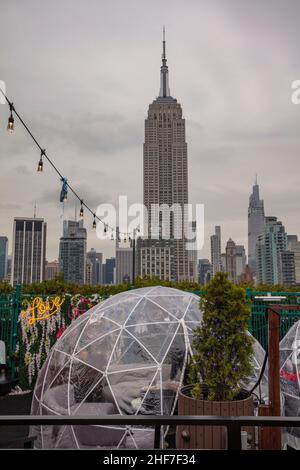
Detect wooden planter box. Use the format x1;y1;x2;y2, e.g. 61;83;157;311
176;385;254;449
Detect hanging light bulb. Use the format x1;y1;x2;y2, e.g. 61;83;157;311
37;149;45;172
7;103;14;133
92;214;96;229
37;157;43;172
79;200;84;218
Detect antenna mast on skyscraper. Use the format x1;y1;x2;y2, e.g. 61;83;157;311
159;25;170;98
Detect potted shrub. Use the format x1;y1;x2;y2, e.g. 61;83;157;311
177;272;254;449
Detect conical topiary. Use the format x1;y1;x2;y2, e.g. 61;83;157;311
190;272;253;401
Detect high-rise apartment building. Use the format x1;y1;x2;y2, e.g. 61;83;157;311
280;251;296;285
0;237;8;281
248;178;265;277
210;226;222;277
11;218;47;286
287;236;300;284
140;31;190;281
256;216;287;285
59;220;86;284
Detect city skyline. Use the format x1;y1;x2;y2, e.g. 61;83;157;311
0;175;297;267
1;1;300;262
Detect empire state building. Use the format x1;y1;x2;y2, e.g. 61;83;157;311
138;31;194;281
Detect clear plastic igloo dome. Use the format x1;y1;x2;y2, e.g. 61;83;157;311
243;332;269;401
31;286;202;449
280;320;300;449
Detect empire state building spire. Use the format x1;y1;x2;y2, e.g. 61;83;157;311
159;27;171;98
143;30;191;282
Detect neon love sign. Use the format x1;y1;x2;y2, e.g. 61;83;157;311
20;296;65;325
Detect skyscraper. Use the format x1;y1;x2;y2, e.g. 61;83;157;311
85;257;93;285
86;248;103;285
59;220;86;284
0;237;8;281
226;238;237;284
280;251;296;285
236;245;246;281
116;247;132;284
115;228;133;284
198;259;211;285
256;216;287;285
222;242;246;284
210;226;221;277
248;177;265;276
103;258;116;284
141;30;190;281
220;253;226;273
6;255;12;284
287;235;300;284
11;218;47;286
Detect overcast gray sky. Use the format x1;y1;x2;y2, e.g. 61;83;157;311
1;0;300;261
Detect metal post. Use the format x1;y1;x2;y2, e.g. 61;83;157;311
227;422;241;450
268;307;281;449
132;234;135;286
154;425;161;449
132;228;139;287
258;304;300;449
10;284;21;379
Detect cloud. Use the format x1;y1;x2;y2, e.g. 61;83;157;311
0;0;300;260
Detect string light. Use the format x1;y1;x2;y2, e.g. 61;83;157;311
0;87;139;240
79;200;84;218
37;149;45;172
60;177;68;202
7;103;14;133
